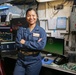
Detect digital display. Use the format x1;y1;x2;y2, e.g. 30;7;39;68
0;33;12;41
44;37;64;55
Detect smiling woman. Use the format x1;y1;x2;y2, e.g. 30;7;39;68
13;8;47;75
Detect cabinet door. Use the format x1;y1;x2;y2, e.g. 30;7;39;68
0;60;5;75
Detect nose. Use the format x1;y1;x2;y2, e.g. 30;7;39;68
30;16;33;19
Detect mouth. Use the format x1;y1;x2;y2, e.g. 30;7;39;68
29;19;34;21
29;20;33;22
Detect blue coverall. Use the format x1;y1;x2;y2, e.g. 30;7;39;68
13;24;47;75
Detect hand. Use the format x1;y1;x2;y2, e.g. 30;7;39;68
38;38;42;42
20;39;25;44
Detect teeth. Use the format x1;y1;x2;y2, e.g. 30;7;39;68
30;21;32;22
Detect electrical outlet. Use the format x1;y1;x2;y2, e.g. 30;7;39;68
54;4;63;10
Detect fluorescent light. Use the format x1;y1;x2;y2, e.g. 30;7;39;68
36;0;56;2
0;6;9;10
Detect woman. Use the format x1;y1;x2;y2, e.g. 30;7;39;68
13;8;47;75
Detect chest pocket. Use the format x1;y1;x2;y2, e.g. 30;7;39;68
33;36;39;41
32;33;40;41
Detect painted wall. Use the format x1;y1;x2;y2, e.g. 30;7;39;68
0;0;74;53
37;0;74;52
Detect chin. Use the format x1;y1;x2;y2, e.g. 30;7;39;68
29;22;36;25
30;23;34;25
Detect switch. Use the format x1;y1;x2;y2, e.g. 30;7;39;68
54;4;63;10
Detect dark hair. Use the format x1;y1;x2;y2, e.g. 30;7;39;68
26;8;38;17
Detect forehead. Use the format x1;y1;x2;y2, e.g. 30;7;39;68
27;10;37;15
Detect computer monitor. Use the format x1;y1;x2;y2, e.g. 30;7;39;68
10;17;28;31
44;37;64;55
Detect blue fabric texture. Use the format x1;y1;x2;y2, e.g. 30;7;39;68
14;24;47;75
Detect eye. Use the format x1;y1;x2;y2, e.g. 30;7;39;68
27;15;30;17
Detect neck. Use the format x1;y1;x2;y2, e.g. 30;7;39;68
29;23;36;32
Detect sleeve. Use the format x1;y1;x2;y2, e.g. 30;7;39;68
15;27;23;48
23;28;47;50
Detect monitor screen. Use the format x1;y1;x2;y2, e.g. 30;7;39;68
10;17;28;31
1;15;7;22
0;15;9;27
44;37;64;55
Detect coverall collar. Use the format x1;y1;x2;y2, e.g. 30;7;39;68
27;24;39;33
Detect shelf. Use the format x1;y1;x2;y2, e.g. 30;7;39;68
39;18;48;21
0;26;10;29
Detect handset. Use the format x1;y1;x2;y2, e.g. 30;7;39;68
53;56;68;65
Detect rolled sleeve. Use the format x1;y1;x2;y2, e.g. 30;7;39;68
15;27;24;48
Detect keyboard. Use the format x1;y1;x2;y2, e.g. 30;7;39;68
59;63;76;72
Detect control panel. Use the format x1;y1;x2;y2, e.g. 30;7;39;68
0;32;13;42
0;41;16;51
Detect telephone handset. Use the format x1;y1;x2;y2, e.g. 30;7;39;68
53;56;68;65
